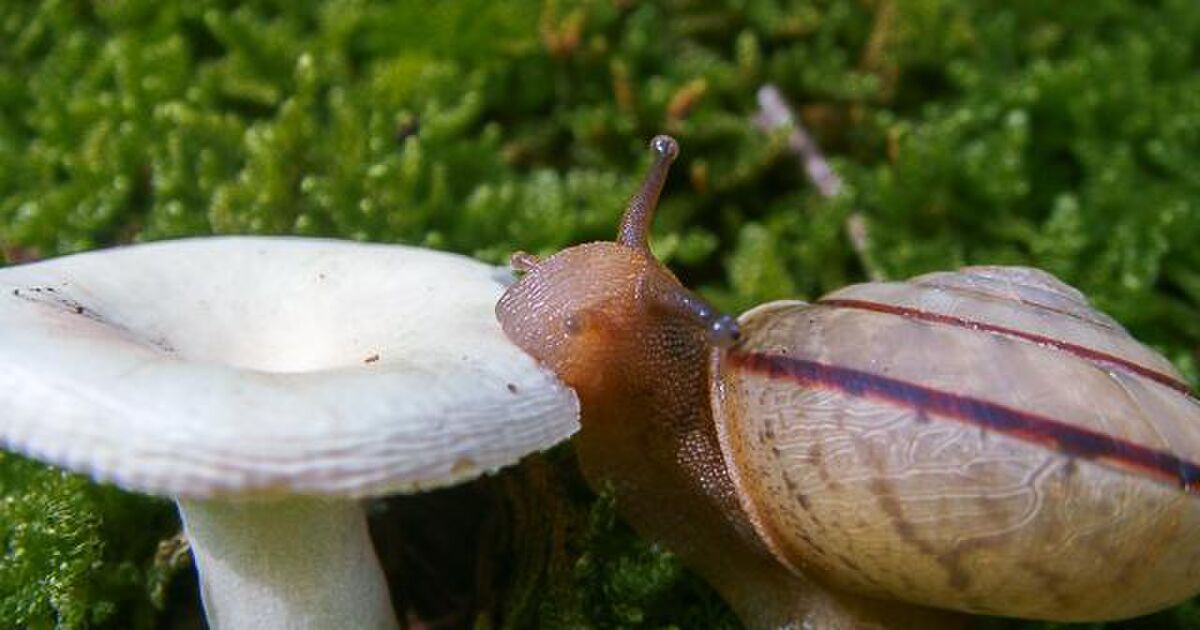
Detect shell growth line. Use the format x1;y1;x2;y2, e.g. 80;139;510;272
729;350;1200;493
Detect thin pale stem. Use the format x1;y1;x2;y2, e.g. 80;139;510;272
754;85;842;197
753;84;887;281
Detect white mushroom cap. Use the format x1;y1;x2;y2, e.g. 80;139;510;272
0;236;579;498
0;236;580;630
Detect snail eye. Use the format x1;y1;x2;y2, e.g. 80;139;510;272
708;314;740;348
565;309;604;337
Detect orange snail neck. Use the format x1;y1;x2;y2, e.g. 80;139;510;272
497;135;785;606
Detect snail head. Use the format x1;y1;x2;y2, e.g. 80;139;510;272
496;136;738;394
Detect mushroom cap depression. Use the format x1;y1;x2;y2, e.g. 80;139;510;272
0;237;579;498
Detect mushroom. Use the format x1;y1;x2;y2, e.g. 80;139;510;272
0;237;580;629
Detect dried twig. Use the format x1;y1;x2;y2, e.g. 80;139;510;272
752;84;886;281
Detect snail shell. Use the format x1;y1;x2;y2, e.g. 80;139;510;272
718;265;1200;620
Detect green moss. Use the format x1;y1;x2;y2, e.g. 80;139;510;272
0;453;105;628
477;449;737;630
0;453;176;629
2;0;1198;627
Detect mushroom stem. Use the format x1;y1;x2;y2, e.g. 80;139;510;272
176;497;398;630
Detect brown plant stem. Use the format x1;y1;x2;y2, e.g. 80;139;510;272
753;84;886;282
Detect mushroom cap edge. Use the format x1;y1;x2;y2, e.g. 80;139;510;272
0;237;580;499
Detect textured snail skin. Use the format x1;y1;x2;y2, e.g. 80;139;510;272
496;137;1200;628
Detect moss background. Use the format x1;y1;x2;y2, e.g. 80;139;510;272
1;0;1198;627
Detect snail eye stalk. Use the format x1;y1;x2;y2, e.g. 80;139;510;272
617;135;680;253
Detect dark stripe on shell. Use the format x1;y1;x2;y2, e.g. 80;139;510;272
728;350;1200;493
819;298;1194;396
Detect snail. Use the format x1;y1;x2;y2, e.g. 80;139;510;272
496;135;1200;628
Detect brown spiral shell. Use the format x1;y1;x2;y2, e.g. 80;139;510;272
717;266;1200;620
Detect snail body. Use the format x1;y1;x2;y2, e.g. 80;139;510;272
496;136;1200;628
